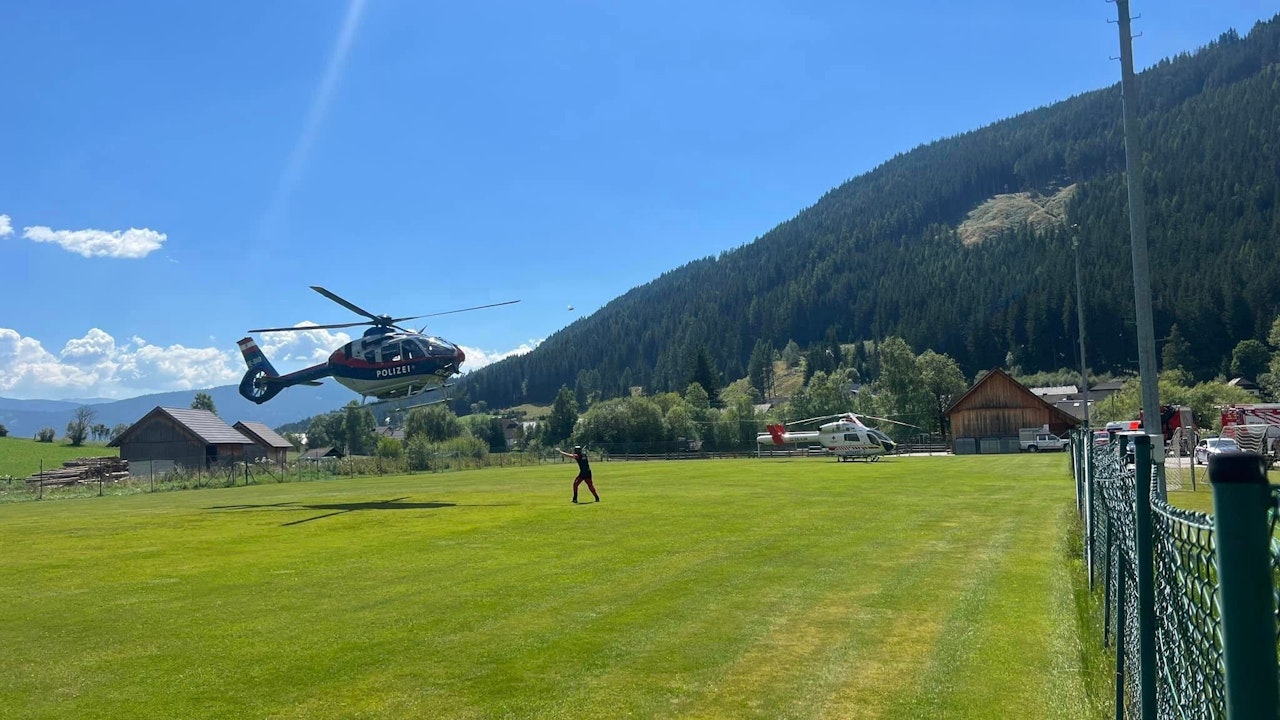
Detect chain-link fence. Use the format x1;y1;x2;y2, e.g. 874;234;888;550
1;450;571;503
1077;429;1279;719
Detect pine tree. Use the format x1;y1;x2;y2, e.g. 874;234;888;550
1161;324;1193;373
191;392;217;414
689;346;721;405
546;386;579;445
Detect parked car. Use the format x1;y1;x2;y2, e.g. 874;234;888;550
1193;436;1240;465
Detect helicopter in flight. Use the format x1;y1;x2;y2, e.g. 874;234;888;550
237;286;518;406
756;412;919;462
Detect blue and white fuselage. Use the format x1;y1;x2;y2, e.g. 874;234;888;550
237;328;465;405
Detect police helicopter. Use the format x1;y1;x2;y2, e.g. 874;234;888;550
237;286;517;406
755;412;920;462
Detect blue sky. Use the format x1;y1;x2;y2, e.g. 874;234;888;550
1;0;1274;400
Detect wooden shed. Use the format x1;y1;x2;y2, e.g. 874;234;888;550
945;368;1081;453
109;407;256;469
233;421;293;464
300;447;345;460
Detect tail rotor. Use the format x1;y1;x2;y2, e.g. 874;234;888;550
237;337;283;404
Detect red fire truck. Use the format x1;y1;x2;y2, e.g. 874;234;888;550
1219;404;1280;457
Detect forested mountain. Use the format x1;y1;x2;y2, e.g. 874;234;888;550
460;17;1280;410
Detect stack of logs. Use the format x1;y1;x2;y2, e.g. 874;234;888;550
26;457;130;488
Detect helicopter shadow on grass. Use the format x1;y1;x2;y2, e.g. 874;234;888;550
206;496;513;527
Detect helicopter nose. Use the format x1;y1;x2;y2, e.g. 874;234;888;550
455;347;465;366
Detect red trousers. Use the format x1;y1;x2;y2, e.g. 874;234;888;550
573;476;598;499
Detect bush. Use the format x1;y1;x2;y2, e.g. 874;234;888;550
0;423;8;437
406;436;433;471
35;427;56;443
376;437;403;460
404;434;489;472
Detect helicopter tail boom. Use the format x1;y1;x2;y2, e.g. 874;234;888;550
237;337;284;404
756;424;820;446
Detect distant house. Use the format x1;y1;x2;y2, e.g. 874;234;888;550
1030;385;1078;397
109;407;256;469
1228;377;1261;397
946;369;1081;454
233;421;293;464
301;447;345;460
374;425;406;442
1030;385;1090;421
1027;379;1130;421
1090;379;1126;401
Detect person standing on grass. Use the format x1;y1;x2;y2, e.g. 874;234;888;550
557;445;599;503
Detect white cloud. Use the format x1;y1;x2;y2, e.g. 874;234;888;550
0;328;241;400
457;339;542;372
60;328;117;365
257;322;352;364
22;225;166;259
0;214;12;237
0;326;543;400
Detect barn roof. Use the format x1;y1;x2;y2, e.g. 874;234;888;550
160;407;256;444
1030;385;1078;396
233;421;293;449
301;447;344;459
945;368;1081;427
109;407;256;447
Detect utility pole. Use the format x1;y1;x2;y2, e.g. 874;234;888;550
1113;0;1164;496
1073;227;1090;429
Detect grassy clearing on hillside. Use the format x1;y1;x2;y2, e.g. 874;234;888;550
505;403;551;420
0;436;117;478
0;455;1100;719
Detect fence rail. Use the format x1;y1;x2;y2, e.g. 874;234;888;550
1074;428;1280;719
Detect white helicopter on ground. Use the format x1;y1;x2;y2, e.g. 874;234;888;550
756;412;920;462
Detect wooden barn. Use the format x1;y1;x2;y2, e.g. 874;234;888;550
946;369;1081;453
109;407;256;469
233;421;293;464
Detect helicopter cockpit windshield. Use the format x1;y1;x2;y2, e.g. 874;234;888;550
867;428;894;446
421;336;459;358
349;334;461;364
375;336;460;362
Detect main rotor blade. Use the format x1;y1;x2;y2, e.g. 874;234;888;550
311;286;379;320
861;413;923;429
417;300;521;318
786;414;841;427
248;321;368;333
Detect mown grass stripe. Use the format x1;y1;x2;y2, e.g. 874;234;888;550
0;455;1088;719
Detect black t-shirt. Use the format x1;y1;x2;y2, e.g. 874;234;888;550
575;451;591;477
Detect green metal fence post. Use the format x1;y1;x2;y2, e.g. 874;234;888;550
1103;519;1112;646
1114;547;1127;720
1209;452;1280;720
1087;435;1097;588
1127;431;1157;720
1074;432;1084;514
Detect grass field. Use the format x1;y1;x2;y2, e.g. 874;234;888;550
1;455;1103;719
0;436;117;478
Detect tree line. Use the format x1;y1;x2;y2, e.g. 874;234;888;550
451;16;1280;413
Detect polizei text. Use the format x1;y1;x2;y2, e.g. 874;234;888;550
376;365;414;379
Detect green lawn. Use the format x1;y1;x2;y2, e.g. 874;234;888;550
0;436;117;478
0;455;1101;719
